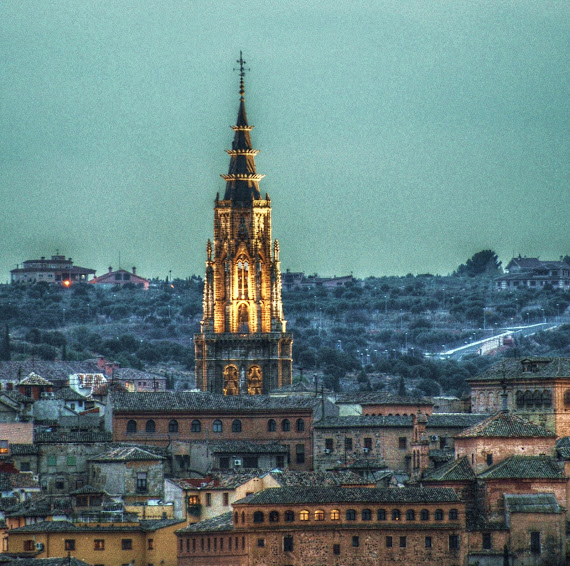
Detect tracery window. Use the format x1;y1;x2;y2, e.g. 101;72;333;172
237;258;249;299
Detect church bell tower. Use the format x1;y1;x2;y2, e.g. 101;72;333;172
194;53;293;395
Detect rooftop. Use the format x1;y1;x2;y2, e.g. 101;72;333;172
335;393;433;406
176;512;233;534
234;486;460;505
469;358;570;382
210;441;288;454
478;456;564;480
455;411;556;439
111;391;318;413
504;493;562;514
423;456;476;482
90;446;165;462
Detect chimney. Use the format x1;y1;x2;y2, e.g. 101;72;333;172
108;266;113;273
132;266;136;275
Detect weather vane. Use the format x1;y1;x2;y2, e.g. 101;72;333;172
234;51;250;99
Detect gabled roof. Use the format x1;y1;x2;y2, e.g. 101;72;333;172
234;486;460;505
454;411;556;439
478;456;564;480
0;360;101;383
423;456;476;482
90;446;165;462
18;372;53;387
504;493;562;514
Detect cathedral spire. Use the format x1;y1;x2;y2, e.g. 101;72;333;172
221;52;264;204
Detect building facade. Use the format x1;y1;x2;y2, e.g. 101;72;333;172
194;55;292;395
10;254;95;285
468;357;570;436
176;486;467;566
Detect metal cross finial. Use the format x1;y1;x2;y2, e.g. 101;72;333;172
234;51;250;99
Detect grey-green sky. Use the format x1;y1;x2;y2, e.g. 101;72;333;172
1;1;568;282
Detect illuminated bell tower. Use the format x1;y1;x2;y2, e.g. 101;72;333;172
194;53;293;395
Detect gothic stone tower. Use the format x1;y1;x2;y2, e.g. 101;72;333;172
194;55;293;395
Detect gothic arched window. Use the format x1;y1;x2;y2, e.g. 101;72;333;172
237;258;249;299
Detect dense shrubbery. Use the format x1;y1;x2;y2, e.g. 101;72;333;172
0;252;569;393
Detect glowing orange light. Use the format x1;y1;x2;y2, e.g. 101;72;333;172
63;280;71;287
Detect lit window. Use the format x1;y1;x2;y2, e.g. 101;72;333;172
94;539;105;551
299;510;309;521
64;540;75;551
314;509;325;521
331;509;340;520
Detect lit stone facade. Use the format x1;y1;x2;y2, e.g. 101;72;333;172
195;57;292;395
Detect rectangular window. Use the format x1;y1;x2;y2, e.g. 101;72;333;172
257;538;265;547
243;456;259;468
530;532;541;555
399;437;407;450
188;495;199;505
333;544;340;555
296;444;305;464
364;437;372;450
276;455;285;468
345;438;353;451
449;535;459;550
425;536;432;548
148;539;154;550
76;496;88;507
486;453;493;466
48;455;57;467
206;493;212;506
122;539;132;550
137;473;148;493
20;462;31;472
284;536;294;552
399;536;407;548
386;536;393;548
67;455;76;466
325;438;334;451
24;540;35;551
223;493;229;506
55;477;65;490
352;536;359;547
94;539;105;551
482;533;492;550
219;457;230;469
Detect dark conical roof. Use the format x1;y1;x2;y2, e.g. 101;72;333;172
221;54;264;204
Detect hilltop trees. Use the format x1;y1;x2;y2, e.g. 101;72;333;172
455;250;502;277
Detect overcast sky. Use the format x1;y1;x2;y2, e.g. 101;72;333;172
0;1;568;282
